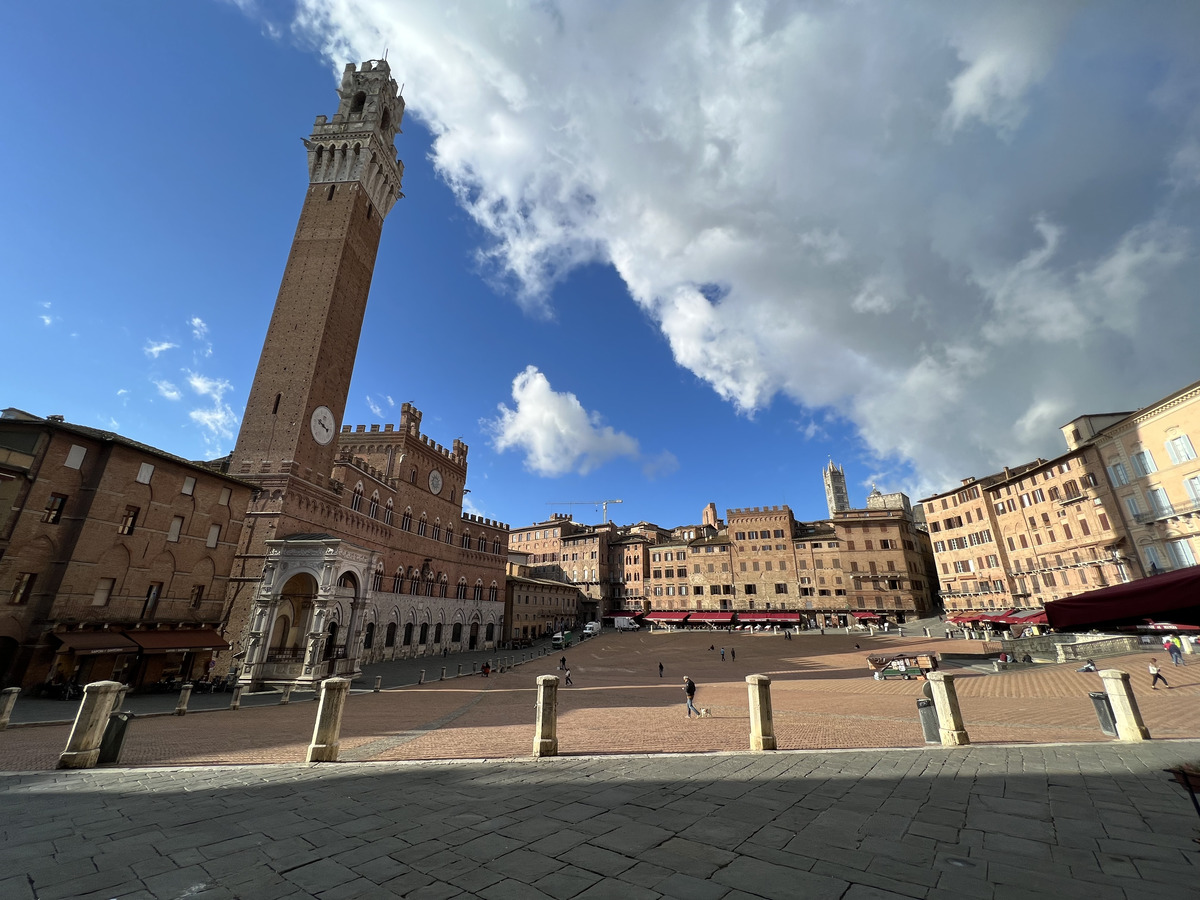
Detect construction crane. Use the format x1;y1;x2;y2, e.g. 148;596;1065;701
547;499;624;524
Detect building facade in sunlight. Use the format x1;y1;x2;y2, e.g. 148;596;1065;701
220;62;507;689
923;376;1200;620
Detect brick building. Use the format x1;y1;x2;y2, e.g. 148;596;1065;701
503;561;584;643
0;410;252;689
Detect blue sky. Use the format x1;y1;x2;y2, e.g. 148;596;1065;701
4;2;1199;532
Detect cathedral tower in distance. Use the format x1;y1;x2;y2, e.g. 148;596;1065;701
823;460;850;517
231;61;405;484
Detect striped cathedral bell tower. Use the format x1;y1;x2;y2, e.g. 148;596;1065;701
231;60;405;485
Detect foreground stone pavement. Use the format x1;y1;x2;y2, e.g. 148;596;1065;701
2;741;1199;900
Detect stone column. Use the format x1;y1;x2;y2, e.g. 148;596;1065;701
533;674;559;758
926;672;970;746
746;675;776;751
0;687;20;730
373;676;382;692
1099;669;1151;742
174;684;193;716
230;684;244;710
306;677;351;763
57;681;122;770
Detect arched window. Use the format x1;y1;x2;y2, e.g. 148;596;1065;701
371;567;384;592
418;623;429;645
384;500;393;526
452;622;463;643
492;540;501;554
446;526;454;545
456;578;468;599
410;468;417;484
401;509;412;531
380;106;391;131
369;492;379;519
417;515;428;537
363;622;375;649
350;91;367;114
431;520;441;541
393;569;403;593
425;574;435;596
473;581;483;602
461;531;471;549
385;623;397;648
478;535;487;551
433;623;443;644
351;483;364;512
485;623;495;642
439;575;448;598
488;583;498;603
407;567;420;594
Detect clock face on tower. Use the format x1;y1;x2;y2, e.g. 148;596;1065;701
428;469;443;495
310;406;335;445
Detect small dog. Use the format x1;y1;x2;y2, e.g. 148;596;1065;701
697;707;712;718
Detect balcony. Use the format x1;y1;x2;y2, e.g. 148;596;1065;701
1134;496;1200;524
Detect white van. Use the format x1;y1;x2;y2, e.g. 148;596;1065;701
583;622;601;636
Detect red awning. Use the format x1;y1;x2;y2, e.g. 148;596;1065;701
851;611;881;619
54;632;140;656
1045;567;1200;629
122;628;229;653
689;612;734;622
644;611;690;621
737;611;800;623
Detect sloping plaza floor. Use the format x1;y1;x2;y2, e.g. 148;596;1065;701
3;631;1199;898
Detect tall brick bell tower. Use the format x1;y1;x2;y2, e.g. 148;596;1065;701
231;61;404;484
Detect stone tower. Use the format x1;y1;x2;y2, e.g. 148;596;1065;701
823;460;850;517
230;61;405;484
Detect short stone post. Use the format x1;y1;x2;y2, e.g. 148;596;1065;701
418;669;425;685
924;627;931;638
230;684;244;710
533;674;559;757
306;677;350;763
1099;669;1150;742
440;666;447;681
1181;638;1196;656
746;674;776;751
457;664;463;676
472;663;478;674
868;626;875;636
57;681;122;770
373;676;382;692
0;686;20;730
280;684;294;705
174;684;193;716
926;672;970;746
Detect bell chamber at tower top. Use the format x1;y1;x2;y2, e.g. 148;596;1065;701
303;60;406;219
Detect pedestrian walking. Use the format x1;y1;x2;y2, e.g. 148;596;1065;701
658;662;664;678
730;648;735;662
1149;658;1169;690
720;647;725;661
1167;637;1185;666
564;667;573;686
560;656;567;671
683;676;701;717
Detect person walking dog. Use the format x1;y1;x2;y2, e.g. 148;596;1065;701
683;676;701;717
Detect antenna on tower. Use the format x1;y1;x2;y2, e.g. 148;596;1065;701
383;48;389;60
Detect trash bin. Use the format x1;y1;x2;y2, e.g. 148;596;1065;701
98;711;134;765
1089;692;1117;737
917;698;940;744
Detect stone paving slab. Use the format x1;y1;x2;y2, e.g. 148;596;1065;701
2;741;1199;899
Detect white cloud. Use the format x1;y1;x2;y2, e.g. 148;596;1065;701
186;371;232;401
154;380;182;401
288;1;1200;495
40;315;53;326
386;395;395;407
185;371;239;448
486;366;639;476
366;395;383;417
144;340;178;359
189;317;208;339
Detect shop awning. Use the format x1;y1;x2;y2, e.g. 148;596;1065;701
851;611;881;619
54;632;140;656
994;609;1048;625
1046;567;1200;630
737;611;800;623
644;611;690;621
122;628;229;653
689;612;734;622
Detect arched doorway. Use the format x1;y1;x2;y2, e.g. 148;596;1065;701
433;623;443;645
324;621;339;660
418;623;429;645
468;622;479;650
403;623;414;646
363;622;375;650
385;623;397;648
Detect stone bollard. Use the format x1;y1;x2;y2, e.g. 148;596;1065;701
1099;670;1150;742
419;669;425;685
230;684;244;710
280;685;294;705
924;627;931;638
1182;638;1196;656
926;672;970;746
746;674;777;751
306;677;351;762
57;681;122;770
374;675;382;692
457;664;463;676
472;662;478;674
440;667;447;681
0;686;20;730
868;626;875;636
533;674;559;758
174;684;193;716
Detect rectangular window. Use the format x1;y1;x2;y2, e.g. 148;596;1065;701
181;476;196;496
1166;435;1197;465
43;493;68;524
1147;488;1173;516
64;444;87;469
1032;489;1046;504
136;462;155;484
167;516;184;542
189;584;205;607
218;487;231;506
119;506;139;535
206;524;221;548
92;577;115;607
1132;450;1157;477
774;583;788;594
10;573;36;605
1107;462;1130;486
1167;539;1197;568
1079;518;1091;536
744;584;757;595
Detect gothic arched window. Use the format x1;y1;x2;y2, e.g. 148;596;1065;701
350;483;364;512
369;492;379;519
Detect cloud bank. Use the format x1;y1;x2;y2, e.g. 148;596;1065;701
287;0;1200;494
